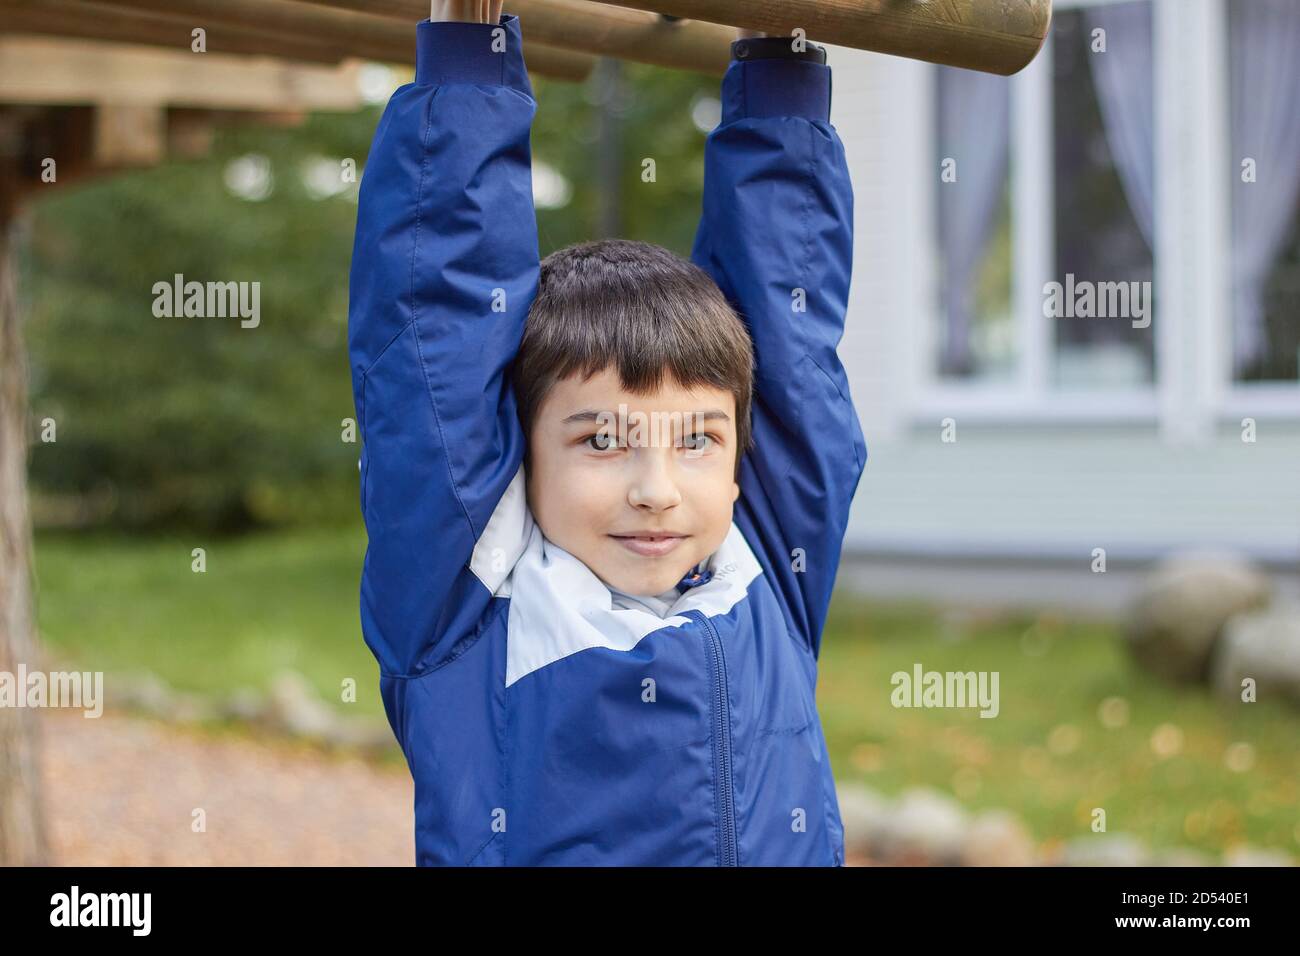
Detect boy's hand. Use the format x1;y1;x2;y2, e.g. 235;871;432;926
736;28;767;39
432;0;503;23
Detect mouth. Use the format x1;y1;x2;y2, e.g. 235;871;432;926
608;532;690;558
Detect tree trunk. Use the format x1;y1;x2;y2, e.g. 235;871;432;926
0;211;50;866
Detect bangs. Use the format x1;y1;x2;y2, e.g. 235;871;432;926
513;239;754;474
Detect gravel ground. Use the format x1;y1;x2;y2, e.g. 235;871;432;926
37;707;869;866
39;708;414;866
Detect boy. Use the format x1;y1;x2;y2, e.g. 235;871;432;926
347;4;866;866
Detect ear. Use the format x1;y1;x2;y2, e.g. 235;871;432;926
731;480;740;503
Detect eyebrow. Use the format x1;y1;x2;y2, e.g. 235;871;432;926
560;409;732;425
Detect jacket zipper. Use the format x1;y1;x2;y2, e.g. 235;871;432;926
697;612;737;866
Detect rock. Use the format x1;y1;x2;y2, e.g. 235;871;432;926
1211;605;1300;708
221;686;267;723
1149;847;1216;867
170;693;218;723
883;787;969;865
835;781;892;857
1059;833;1149;866
961;809;1039;866
109;672;173;718
325;718;398;755
1223;845;1294;867
263;672;338;741
1124;552;1272;684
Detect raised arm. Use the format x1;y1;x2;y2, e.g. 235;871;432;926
348;9;537;679
691;35;867;660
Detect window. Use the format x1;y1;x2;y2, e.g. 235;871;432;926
934;67;1013;382
916;0;1296;426
1051;2;1155;389
1227;0;1300;384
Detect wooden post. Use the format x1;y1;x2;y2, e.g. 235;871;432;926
0;196;49;867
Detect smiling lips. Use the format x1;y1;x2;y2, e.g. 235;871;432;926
609;532;689;557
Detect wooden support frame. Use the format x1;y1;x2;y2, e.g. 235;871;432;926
305;0;736;75
1;0;358;64
91;0;598;80
3;0;1053;78
0;35;365;110
595;0;1054;75
298;0;1050;76
0;0;597;81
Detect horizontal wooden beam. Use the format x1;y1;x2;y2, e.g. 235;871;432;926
86;0;596;80
0;0;594;81
2;0;1052;79
302;0;735;75
593;0;1053;75
0;35;364;110
0;0;354;64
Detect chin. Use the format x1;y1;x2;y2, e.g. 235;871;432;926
606;560;686;596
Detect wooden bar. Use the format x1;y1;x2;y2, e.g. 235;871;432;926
0;35;363;109
594;0;1053;75
87;0;597;80
0;0;595;81
303;0;735;74
0;0;355;64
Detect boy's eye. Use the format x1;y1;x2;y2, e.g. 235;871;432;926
682;433;715;452
585;433;620;451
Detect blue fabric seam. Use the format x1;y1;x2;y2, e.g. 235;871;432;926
408;86;481;548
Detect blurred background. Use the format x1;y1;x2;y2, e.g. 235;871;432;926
2;0;1297;866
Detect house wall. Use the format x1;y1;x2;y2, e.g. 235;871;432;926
822;1;1299;607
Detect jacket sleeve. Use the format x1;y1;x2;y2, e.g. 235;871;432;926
690;46;867;660
348;14;539;679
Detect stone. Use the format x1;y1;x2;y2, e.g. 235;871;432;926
1059;833;1149;866
835;781;892;857
263;671;337;741
1222;845;1294;867
961;809;1039;866
1149;847;1216;867
221;686;267;723
109;672;172;717
883;787;969;865
1212;605;1300;709
1124;551;1271;684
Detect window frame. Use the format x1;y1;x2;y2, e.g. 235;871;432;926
911;0;1300;434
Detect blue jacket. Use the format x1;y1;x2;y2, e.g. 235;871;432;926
348;14;866;866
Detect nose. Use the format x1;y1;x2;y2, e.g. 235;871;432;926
626;449;682;512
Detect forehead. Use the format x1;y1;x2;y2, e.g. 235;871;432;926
542;366;734;417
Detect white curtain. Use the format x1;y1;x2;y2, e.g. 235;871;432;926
1227;0;1300;375
936;66;1010;375
1084;1;1156;250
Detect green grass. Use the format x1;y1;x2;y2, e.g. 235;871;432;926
33;524;385;721
32;526;1300;856
819;600;1300;856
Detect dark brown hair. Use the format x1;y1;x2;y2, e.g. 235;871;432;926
512;239;754;479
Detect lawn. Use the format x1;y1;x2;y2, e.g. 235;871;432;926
33;525;384;719
32;525;1300;856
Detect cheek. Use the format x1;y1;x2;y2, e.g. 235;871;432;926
695;468;738;518
530;448;614;524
